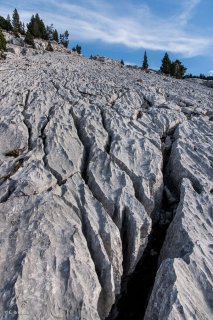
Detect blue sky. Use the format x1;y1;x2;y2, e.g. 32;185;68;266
0;0;213;75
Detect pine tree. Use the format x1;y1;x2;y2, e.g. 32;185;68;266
121;59;124;65
46;24;54;41
0;28;6;50
20;22;25;35
0;28;6;59
53;29;59;43
76;44;81;54
160;52;172;75
35;14;48;39
27;14;48;40
12;8;21;33
24;30;35;48
142;51;148;69
170;60;187;79
60;30;69;48
6;15;13;31
0;16;13;31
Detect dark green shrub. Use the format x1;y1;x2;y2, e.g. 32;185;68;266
25;30;35;48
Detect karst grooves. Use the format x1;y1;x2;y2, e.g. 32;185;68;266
107;128;179;320
0;45;212;320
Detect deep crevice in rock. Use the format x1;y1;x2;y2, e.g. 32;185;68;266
40;106;63;185
100;109;112;154
69;107;91;185
0;158;25;203
22;89;33;152
97;108;150;212
0;182;16;203
60;182;112;320
106;127;180;320
142;95;152;109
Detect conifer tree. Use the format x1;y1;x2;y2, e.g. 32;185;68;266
24;30;35;48
12;8;21;33
160;52;172;75
53;29;59;43
170;60;187;79
20;22;25;35
0;28;6;59
6;15;13;31
0;28;6;50
46;24;54;41
142;51;148;69
72;44;81;54
27;14;48;40
60;30;69;48
76;44;81;54
6;15;11;24
0;16;12;31
121;59;124;66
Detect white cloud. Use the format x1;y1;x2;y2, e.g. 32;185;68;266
208;70;213;75
178;0;202;25
1;0;212;57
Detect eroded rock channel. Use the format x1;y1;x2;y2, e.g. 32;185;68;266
107;128;179;320
0;46;212;320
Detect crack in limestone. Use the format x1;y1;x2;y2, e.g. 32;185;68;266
96;106;152;214
0;158;25;203
77;87;96;97
22;89;33;152
2;252;26;319
141;94;153;109
129;121;161;150
43;81;94;190
109;152;146;208
60;177;114;319
99;109;112;154
108;88;130;108
40;106;63;186
0;182;16;203
50;79;60;93
107;126;180;320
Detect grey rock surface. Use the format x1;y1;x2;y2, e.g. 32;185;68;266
144;179;213;320
0;36;212;319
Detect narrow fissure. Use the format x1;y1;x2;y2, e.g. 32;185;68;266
40;106;63;185
120;208;129;275
106;128;179;320
98;108;146;209
100;108;112;154
69;107;90;185
22;90;33;152
60;178;112;319
0;182;16;203
142;95;152;109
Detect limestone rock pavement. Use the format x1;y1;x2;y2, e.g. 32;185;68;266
0;45;212;319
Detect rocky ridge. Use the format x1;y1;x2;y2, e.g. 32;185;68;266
0;40;212;320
